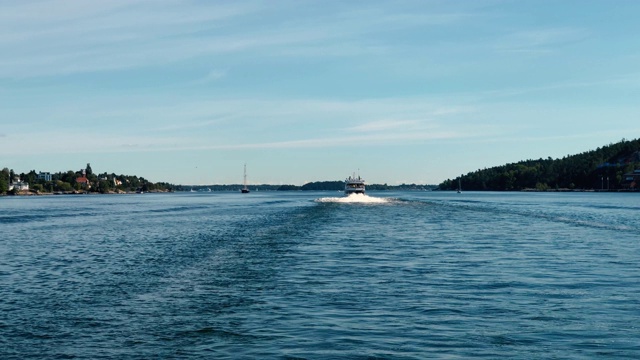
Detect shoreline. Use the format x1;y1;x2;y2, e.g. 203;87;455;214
2;189;172;196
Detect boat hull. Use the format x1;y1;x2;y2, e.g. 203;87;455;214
345;189;365;195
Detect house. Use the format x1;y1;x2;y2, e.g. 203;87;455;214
621;169;640;190
38;172;52;182
8;177;29;191
76;176;91;188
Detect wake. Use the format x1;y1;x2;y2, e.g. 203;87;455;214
315;193;392;204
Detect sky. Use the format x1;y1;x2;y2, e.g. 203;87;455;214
1;0;640;185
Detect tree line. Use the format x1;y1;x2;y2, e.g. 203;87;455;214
0;163;174;195
438;138;640;191
278;181;435;191
177;182;436;192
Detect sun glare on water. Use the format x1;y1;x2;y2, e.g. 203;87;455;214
316;193;391;204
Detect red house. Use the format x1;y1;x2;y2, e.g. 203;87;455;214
76;176;91;188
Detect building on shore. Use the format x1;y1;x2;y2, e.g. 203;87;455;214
621;169;640;190
9;176;29;191
38;172;52;182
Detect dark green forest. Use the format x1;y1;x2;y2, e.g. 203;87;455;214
439;138;640;191
0;163;174;195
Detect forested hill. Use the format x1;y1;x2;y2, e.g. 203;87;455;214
439;138;640;191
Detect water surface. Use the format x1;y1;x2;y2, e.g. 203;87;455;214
1;191;639;358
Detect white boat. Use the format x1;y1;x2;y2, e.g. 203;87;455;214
345;173;365;195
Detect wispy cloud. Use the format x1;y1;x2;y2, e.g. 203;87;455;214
494;27;590;54
0;130;186;156
185;129;470;151
467;71;640;101
0;125;478;156
200;70;227;82
0;1;477;79
155;117;231;132
0;94;491;156
346;119;420;133
494;129;640;144
0;1;266;78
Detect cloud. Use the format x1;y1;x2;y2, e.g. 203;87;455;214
0;1;267;78
0;130;466;157
0;94;484;151
345;119;421;133
468;71;640;101
0;130;186;156
0;101;484;156
155;117;230;132
494;27;590;54
192;129;467;151
0;1;478;79
201;70;226;82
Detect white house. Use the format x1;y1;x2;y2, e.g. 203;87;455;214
9;177;29;191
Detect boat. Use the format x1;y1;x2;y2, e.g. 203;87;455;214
241;164;250;194
457;178;462;193
344;173;365;195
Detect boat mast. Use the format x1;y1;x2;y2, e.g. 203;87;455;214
243;163;248;190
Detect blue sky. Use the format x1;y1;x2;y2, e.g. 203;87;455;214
2;0;640;185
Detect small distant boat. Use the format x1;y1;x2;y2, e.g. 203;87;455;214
457;178;462;193
241;164;250;194
345;173;365;195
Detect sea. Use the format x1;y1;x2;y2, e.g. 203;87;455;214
1;191;639;359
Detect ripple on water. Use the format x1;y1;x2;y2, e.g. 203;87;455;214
1;192;639;359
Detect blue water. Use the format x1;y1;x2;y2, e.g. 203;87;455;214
1;191;639;359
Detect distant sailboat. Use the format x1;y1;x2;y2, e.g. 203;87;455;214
241;164;250;194
457;178;462;193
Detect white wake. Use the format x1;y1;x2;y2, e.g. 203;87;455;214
315;193;392;204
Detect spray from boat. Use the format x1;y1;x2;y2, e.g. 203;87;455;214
317;171;393;203
316;193;392;204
